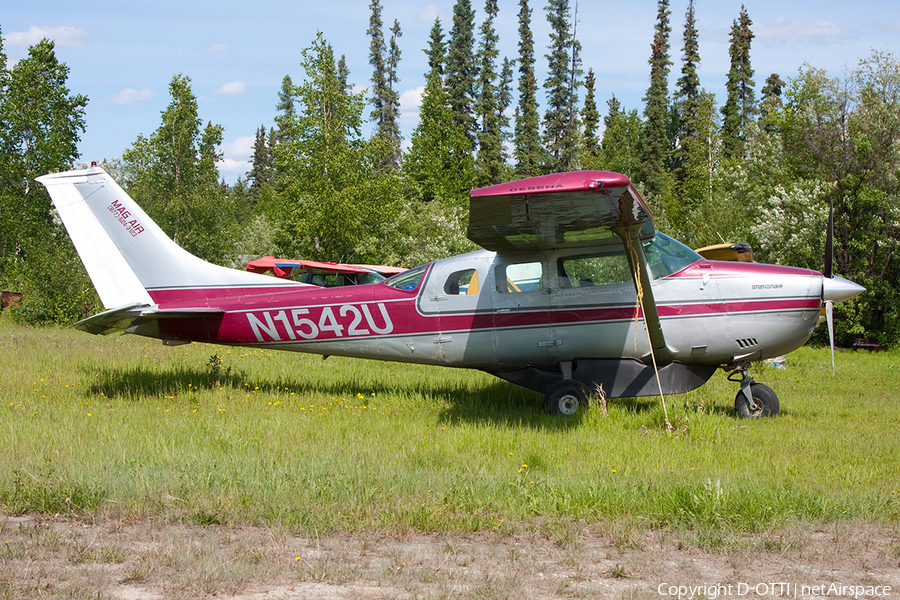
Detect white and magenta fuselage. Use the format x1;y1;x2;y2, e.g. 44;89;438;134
135;247;829;397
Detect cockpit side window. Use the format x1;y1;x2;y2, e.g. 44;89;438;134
495;261;543;293
558;251;631;289
444;269;480;295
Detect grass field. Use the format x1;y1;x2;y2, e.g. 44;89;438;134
3;317;899;538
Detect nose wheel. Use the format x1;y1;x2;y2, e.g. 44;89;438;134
730;371;780;418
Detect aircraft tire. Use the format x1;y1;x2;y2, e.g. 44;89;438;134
734;382;780;418
545;380;589;417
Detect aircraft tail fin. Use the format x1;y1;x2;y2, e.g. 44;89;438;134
38;166;297;309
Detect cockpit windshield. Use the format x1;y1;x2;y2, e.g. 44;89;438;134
643;232;703;279
384;264;428;291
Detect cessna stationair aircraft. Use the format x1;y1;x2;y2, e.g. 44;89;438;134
38;167;864;418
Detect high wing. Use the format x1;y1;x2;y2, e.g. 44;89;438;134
468;170;672;363
468;171;654;252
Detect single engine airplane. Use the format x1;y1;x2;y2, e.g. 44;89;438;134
38;167;864;418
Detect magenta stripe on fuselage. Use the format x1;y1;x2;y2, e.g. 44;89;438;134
146;281;821;347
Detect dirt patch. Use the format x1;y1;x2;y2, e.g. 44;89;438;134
1;514;899;599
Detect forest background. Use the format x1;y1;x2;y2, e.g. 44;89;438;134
0;0;898;346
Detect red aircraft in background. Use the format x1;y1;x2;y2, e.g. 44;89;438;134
246;256;405;287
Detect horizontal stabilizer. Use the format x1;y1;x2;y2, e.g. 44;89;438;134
74;303;224;339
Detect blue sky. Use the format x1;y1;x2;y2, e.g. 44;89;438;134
4;1;899;183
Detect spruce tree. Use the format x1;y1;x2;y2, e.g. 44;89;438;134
272;75;297;146
368;0;388;127
565;3;583;169
721;5;757;158
337;55;351;92
275;75;296;118
513;0;544;176
425;18;445;76
543;0;581;173
248;125;274;200
639;0;673;198
671;0;701;187
384;19;402;168
475;0;503;186
674;0;700;142
581;68;600;167
759;73;785;132
405;68;474;205
497;57;514;179
446;0;478;148
605;95;621;132
368;1;401;168
407;26;474;204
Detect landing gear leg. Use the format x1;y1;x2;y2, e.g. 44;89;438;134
729;369;780;418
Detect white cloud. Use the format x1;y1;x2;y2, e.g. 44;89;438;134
221;136;255;161
398;86;424;127
217;135;255;180
207;43;229;53
418;5;443;24
109;88;155;105
756;17;856;43
214;81;247;95
217;157;251;179
6;25;87;47
400;87;424;110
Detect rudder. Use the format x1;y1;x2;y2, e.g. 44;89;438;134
38;166;297;309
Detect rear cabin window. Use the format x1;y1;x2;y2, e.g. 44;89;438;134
496;261;543;293
558;252;632;288
444;269;480;295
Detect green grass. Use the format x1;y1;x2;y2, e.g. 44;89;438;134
2;317;899;534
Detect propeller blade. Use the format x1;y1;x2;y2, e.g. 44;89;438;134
826;300;835;375
824;201;834;279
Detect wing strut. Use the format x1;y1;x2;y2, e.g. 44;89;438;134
618;223;676;432
615;226;674;365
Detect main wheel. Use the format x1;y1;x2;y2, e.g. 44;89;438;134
734;382;780;418
545;380;589;416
